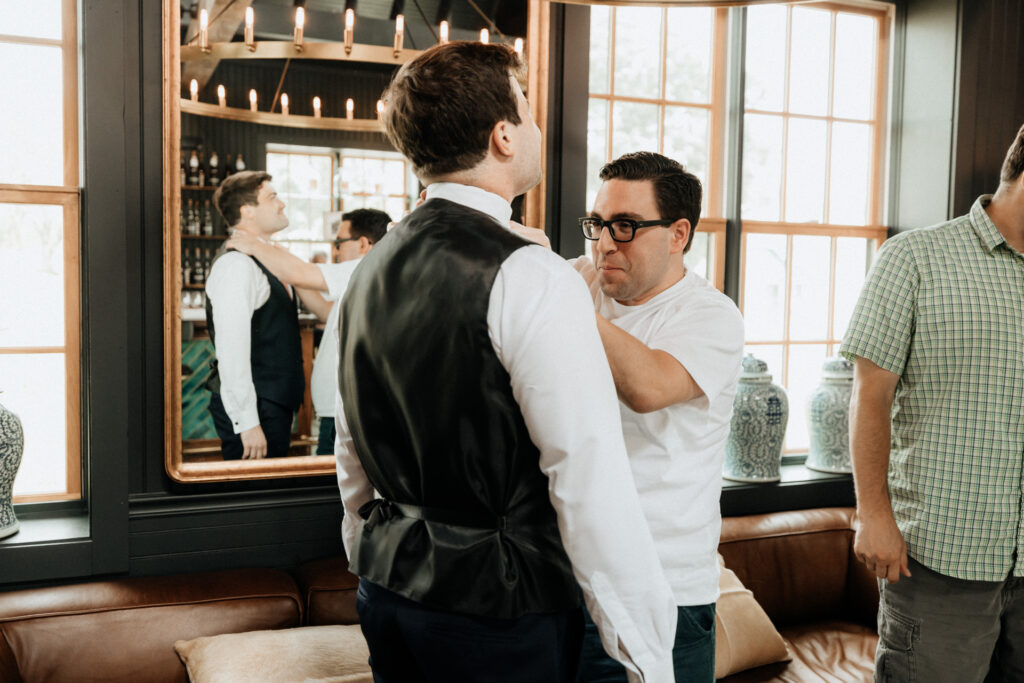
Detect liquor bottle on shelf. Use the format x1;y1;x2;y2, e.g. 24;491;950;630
224;154;234;178
235;153;246;172
182;248;193;285
202;248;212;282
197;151;207;187
180;151;187;187
208;151;220;186
202;200;214;236
187;149;200;186
193;248;206;285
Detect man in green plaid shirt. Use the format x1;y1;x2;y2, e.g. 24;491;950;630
840;123;1024;682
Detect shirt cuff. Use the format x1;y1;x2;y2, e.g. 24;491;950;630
231;409;260;435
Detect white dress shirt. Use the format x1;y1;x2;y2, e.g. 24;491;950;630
573;257;745;606
205;251;273;433
335;182;677;682
311;259;361;418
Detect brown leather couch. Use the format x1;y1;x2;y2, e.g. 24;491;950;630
718;507;879;682
0;507;875;682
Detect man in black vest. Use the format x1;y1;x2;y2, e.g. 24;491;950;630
205;171;304;460
335;42;676;682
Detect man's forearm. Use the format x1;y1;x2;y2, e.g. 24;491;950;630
850;374;896;520
248;242;328;291
297;287;332;321
595;314;700;413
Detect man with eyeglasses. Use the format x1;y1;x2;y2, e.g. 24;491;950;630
226;207;391;455
571;152;744;682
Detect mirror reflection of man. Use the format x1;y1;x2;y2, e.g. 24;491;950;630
571;153;745;682
205;170;304;460
333;42;675;683
225;208;391;456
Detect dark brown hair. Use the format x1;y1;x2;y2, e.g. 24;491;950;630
213;170;272;227
600;152;702;253
381;41;525;179
342;208;391;244
1000;123;1024;183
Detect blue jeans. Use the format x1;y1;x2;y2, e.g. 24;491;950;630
578;603;716;682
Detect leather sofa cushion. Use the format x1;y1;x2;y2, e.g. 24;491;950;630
720;621;878;682
295;556;360;626
0;568;301;683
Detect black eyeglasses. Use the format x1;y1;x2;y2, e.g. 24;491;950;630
578;217;678;243
333;237;359;248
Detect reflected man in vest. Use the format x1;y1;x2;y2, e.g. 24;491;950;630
205;171;304;460
225;208;391;456
334;42;677;682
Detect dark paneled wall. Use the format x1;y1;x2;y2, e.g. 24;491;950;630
952;0;1024;215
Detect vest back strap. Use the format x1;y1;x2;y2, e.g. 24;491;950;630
359;498;554;533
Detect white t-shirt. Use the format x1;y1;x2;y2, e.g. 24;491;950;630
311;259;362;418
573;256;745;606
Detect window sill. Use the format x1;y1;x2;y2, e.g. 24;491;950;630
721;461;855;516
0;508;89;546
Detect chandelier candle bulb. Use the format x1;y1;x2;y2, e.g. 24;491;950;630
189;78;198;102
313;96;321;118
280;93;289;115
244;7;255;51
439;21;449;44
293;7;304;50
480;28;489;44
346;98;354;120
198;9;209;52
344;9;354;54
249;88;257;111
217;84;226;107
394;14;404;56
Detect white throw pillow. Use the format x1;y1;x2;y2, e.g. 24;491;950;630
174;624;373;683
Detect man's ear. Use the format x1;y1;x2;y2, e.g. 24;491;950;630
491;120;515;159
670;218;691;254
238;202;256;222
358;236;373;255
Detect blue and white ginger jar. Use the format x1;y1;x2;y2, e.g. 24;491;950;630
723;355;788;482
0;401;24;539
806;356;854;474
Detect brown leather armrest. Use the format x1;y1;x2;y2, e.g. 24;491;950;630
294;556;361;625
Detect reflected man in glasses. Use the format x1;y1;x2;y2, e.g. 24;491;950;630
571;152;745;683
226;208;391;455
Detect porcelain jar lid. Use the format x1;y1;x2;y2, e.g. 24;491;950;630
739;354;772;381
821;355;854;380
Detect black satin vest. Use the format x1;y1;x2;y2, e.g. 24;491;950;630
206;252;305;411
338;198;580;619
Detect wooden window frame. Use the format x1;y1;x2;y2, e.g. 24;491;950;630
739;2;891;452
1;0;81;503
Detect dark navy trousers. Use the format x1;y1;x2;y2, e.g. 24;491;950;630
356;578;584;683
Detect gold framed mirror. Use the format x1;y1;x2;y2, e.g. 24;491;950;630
163;0;541;483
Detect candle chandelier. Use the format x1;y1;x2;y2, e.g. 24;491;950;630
181;4;523;128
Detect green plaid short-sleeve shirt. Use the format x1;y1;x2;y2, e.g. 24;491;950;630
840;196;1024;581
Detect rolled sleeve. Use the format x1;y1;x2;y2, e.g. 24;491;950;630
839;236;919;375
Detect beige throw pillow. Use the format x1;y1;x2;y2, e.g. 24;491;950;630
174;624;373;683
715;555;791;678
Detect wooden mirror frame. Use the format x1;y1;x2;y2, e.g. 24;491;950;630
163;0;548;482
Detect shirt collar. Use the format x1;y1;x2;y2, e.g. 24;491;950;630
970;195;1005;254
424;182;513;228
